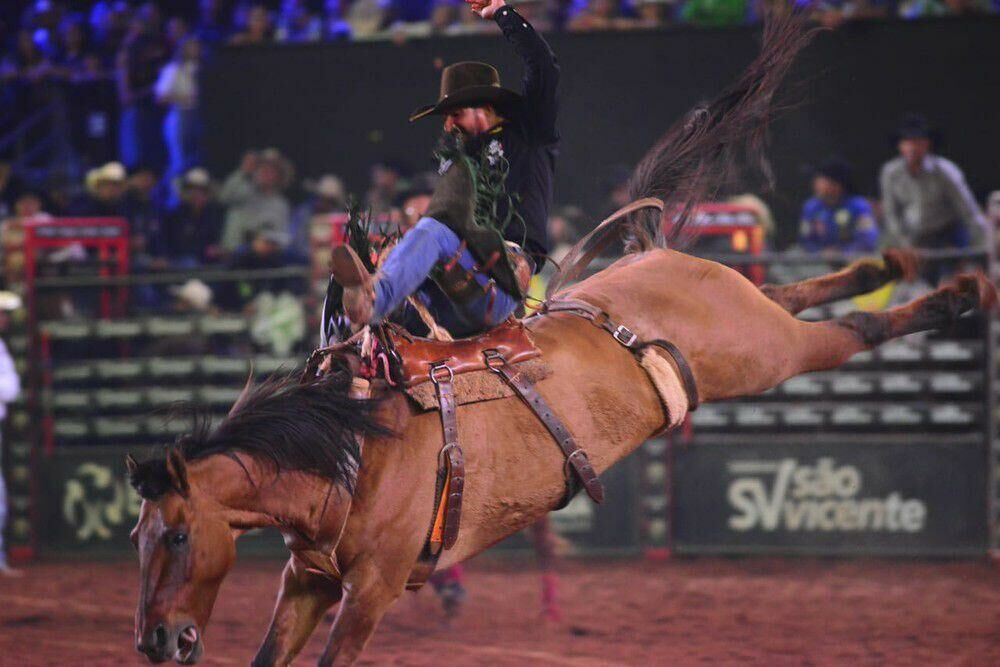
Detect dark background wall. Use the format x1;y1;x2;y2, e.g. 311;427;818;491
204;17;1000;246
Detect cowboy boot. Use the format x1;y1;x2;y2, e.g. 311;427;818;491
330;245;375;326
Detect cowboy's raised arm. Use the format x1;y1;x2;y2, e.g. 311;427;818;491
469;0;559;144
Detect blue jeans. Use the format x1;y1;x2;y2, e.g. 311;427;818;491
374;217;519;337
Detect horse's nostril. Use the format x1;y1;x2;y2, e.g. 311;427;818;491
153;624;168;650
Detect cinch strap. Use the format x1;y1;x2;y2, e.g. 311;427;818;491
483;349;605;507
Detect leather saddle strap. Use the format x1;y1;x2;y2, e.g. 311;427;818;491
539;299;700;411
431;365;465;551
546;197;665;300
540;298;640;348
485;351;605;505
640;339;701;411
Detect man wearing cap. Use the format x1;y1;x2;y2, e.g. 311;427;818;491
798;157;879;255
879;113;990;253
326;0;558;340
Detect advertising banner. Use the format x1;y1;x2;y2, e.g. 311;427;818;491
671;439;987;556
41;447;284;556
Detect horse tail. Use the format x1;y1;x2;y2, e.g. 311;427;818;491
623;8;818;253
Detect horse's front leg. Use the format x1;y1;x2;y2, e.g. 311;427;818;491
252;557;343;667
317;555;409;667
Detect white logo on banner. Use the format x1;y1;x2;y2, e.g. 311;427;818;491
726;458;926;533
63;463;142;541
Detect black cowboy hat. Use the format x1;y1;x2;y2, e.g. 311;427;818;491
409;61;521;122
891;112;940;144
813;156;855;194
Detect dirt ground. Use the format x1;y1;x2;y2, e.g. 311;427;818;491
0;556;997;666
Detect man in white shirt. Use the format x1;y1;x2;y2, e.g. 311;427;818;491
0;291;21;576
879;113;990;252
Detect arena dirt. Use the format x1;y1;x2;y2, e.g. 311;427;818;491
0;557;997;666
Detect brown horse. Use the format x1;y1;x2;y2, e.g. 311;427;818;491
126;11;995;664
127;245;995;666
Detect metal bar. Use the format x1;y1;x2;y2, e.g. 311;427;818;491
0;105;53;153
32;266;311;290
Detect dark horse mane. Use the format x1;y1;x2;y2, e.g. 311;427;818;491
623;8;818;252
128;369;390;500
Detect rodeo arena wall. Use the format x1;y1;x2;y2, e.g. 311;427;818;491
2;17;999;563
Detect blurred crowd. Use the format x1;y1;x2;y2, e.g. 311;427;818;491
2;109;993;299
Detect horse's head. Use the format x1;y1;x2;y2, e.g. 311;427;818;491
127;448;235;664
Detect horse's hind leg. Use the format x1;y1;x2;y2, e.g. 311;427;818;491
795;271;996;374
252;558;343;667
836;271;996;347
760;249;919;315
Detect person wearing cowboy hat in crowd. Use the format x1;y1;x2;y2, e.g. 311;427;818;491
798;157;879;256
71;161;129;217
326;0;558;340
291;173;348;256
219;147;294;254
162;167;225;267
879;113;990;254
0;291;22;576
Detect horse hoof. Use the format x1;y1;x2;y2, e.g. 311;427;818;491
950;271;998;312
882;248;920;282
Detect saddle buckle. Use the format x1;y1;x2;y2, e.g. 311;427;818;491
428;362;454;386
612;325;638;348
482;348;507;372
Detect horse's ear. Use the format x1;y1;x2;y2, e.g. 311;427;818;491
228;366;255;417
165;446;190;498
124;453;138;477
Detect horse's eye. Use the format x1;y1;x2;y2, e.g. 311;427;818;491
168;532;189;548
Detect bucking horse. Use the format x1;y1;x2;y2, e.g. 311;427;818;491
126;12;996;666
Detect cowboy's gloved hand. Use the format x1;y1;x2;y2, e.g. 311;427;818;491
465;0;506;19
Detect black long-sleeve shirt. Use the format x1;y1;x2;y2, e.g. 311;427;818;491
492;6;559;268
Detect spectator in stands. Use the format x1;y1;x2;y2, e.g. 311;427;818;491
1;28;51;84
323;0;353;40
229;3;274;44
292;174;347;255
879;113;990;252
163;167;225;266
897;0;992;17
798;157;878;255
196;0;230;48
72;161;128;216
223;223;306;309
155;37;202;196
166;16;192;50
633;0;675;28
0;163;27;221
89;1;132;66
0;290;23;577
679;0;748;27
810;0;887;29
390;172;437;235
219;148;294;252
12;190;51;222
276;0;323;42
365;161;406;219
568;0;627;31
510;0;556;32
390;0;461;37
54;15;102;82
600;164;632;219
346;0;392;38
124;164;164;259
446;2;500;33
116;2;169;170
